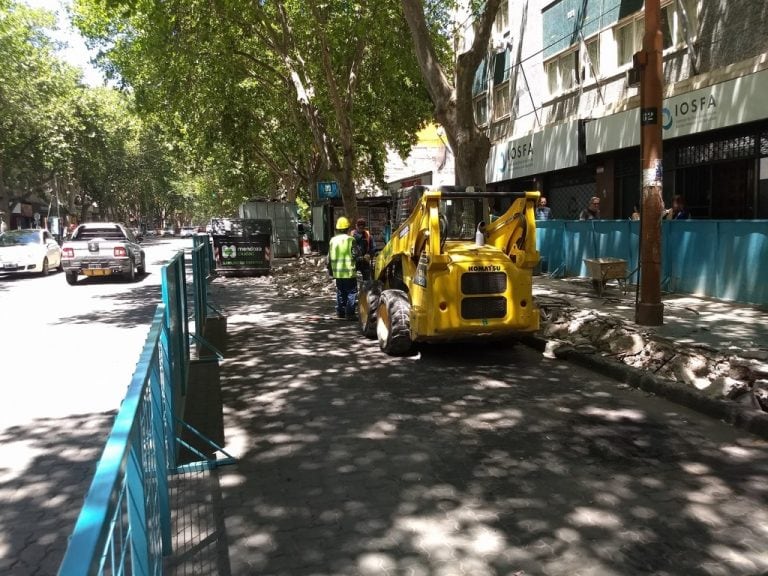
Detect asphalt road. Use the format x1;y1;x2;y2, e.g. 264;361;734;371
0;237;189;575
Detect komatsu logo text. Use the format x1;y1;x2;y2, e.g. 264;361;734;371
467;265;501;272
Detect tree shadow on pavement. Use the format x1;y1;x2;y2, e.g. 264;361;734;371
52;283;161;329
186;278;768;576
0;412;115;575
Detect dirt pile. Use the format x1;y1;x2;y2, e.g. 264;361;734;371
538;296;768;412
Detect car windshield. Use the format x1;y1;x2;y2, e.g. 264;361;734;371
0;230;40;246
73;226;126;240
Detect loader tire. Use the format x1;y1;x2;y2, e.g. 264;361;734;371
359;281;381;339
376;289;412;355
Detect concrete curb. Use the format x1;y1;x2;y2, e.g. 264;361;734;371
521;335;768;440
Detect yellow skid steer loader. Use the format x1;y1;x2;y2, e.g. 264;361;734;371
359;186;541;355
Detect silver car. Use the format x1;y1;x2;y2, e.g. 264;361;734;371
61;222;146;285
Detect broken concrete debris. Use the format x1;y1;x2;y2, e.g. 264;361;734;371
538;301;768;413
271;256;335;299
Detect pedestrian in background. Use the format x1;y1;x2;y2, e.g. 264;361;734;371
327;216;357;320
631;205;641;220
535;197;552;220
579;197;601;220
665;195;690;220
352;218;375;283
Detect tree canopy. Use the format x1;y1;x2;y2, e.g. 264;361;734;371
0;0;193;229
73;0;439;219
401;0;502;187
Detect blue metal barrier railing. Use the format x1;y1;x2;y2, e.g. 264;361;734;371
58;306;173;576
59;247;234;575
191;234;223;357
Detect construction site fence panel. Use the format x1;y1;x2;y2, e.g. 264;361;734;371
536;219;768;306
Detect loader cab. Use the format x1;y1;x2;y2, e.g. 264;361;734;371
393;186;508;243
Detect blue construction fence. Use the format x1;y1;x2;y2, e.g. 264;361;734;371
58;237;226;576
536;220;768;306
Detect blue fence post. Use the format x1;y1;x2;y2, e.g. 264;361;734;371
178;254;189;384
150;350;172;553
127;435;151;576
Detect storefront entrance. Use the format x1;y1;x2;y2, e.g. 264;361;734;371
675;158;754;219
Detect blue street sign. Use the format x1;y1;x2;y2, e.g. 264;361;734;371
317;181;339;199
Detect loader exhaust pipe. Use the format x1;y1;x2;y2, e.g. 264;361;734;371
475;221;486;246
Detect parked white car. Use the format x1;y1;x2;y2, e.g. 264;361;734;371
0;229;62;275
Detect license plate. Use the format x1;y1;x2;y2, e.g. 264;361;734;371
89;263;101;269
84;269;111;276
3;263;17;270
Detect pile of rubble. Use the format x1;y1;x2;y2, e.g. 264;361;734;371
271;256;335;299
538;297;768;412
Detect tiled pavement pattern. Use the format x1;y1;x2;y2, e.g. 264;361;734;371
176;277;768;576
0;413;114;575
4;272;768;575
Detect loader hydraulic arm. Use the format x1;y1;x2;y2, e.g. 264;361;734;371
485;191;541;269
374;190;443;283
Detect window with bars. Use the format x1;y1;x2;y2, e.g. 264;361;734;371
677;135;756;167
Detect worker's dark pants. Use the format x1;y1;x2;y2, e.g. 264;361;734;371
357;260;372;283
335;278;358;318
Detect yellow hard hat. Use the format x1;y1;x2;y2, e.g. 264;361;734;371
336;216;350;230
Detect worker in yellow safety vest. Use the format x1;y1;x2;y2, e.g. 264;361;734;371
327;216;357;319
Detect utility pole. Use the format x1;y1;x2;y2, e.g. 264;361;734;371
634;0;664;326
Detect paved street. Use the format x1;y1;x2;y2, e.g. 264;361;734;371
0;238;188;575
171;278;768;576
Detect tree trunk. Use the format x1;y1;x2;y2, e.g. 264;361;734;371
0;162;10;229
454;128;491;187
401;0;500;190
334;143;358;222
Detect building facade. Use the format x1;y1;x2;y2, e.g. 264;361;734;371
385;124;456;193
476;0;768;219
